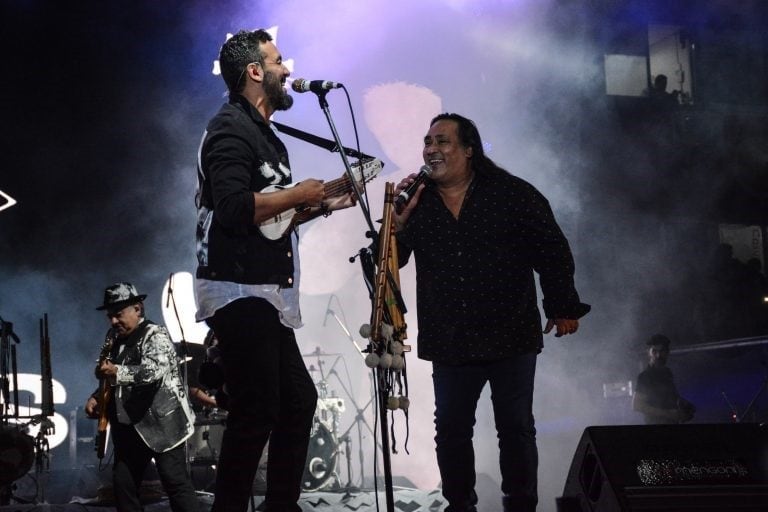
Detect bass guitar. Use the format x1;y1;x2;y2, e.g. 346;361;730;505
95;329;116;459
259;157;382;241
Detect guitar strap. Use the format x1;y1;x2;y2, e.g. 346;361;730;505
272;121;375;161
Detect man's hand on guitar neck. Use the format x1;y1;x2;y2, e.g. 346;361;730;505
293;179;326;207
256;163;378;240
296;179;356;213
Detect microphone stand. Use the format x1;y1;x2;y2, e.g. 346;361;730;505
309;90;376;235
167;274;192;475
167;273;189;369
737;362;768;423
306;89;397;512
323;298;381;490
327;308;366;361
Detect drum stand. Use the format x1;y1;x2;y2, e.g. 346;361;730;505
0;317;39;505
322;307;383;490
333;373;381;490
736;364;768;422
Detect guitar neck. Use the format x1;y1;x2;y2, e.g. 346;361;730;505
97;380;111;430
324;174;355;197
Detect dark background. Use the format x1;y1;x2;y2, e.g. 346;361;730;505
2;0;768;507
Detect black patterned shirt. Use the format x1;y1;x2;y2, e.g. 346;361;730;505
396;170;589;364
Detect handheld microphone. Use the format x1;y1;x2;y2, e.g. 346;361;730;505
395;165;432;210
291;78;343;94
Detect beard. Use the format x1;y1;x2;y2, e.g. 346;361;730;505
264;70;293;111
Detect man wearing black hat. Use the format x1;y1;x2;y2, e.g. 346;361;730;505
632;334;695;424
85;282;198;512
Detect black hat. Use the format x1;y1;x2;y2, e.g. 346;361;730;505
646;334;671;348
96;282;147;311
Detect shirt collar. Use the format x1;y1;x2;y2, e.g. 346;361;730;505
229;93;269;127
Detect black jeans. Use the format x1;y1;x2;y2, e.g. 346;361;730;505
433;354;538;512
209;297;317;512
111;423;198;512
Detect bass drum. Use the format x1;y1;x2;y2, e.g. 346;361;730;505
301;422;338;492
188;416;337;493
188;411;227;465
188;412;226;492
255;423;338;494
0;427;34;486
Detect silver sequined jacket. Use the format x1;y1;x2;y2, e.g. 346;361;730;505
109;320;195;453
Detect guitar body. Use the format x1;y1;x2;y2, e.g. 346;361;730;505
259;158;383;240
95;331;115;459
95;383;111;459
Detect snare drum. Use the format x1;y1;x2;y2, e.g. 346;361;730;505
188;410;227;465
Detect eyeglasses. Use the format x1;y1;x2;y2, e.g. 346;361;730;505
234;59;285;91
259;59;284;68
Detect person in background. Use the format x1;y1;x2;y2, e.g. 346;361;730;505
85;282;197;512
633;333;695;424
648;74;680;108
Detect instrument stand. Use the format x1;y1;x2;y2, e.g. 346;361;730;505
167;274;197;477
736;364;768;422
323;307;383;489
333;374;383;488
373;368;395;510
34;428;51;503
721;390;739;422
0;316;31;505
339;433;355;489
302;88;399;512
326;306;367;361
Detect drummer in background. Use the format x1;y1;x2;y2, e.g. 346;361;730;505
189;378;217;410
179;339;218;411
192;329;230;411
633;334;695;424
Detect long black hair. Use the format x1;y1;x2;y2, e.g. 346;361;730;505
430;113;506;176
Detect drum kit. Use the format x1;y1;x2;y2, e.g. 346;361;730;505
186;347;347;494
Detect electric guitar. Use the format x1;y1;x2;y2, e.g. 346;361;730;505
259;158;382;240
95;329;116;459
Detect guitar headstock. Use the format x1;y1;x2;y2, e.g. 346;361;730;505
350;157;383;184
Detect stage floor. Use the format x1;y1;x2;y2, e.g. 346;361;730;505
1;487;447;512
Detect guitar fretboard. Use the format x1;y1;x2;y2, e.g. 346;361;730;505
324;173;357;197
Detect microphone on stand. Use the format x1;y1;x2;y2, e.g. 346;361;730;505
291;78;343;94
395;165;432;212
166;273;173;308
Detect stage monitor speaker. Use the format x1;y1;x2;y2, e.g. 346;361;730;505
557;424;768;512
